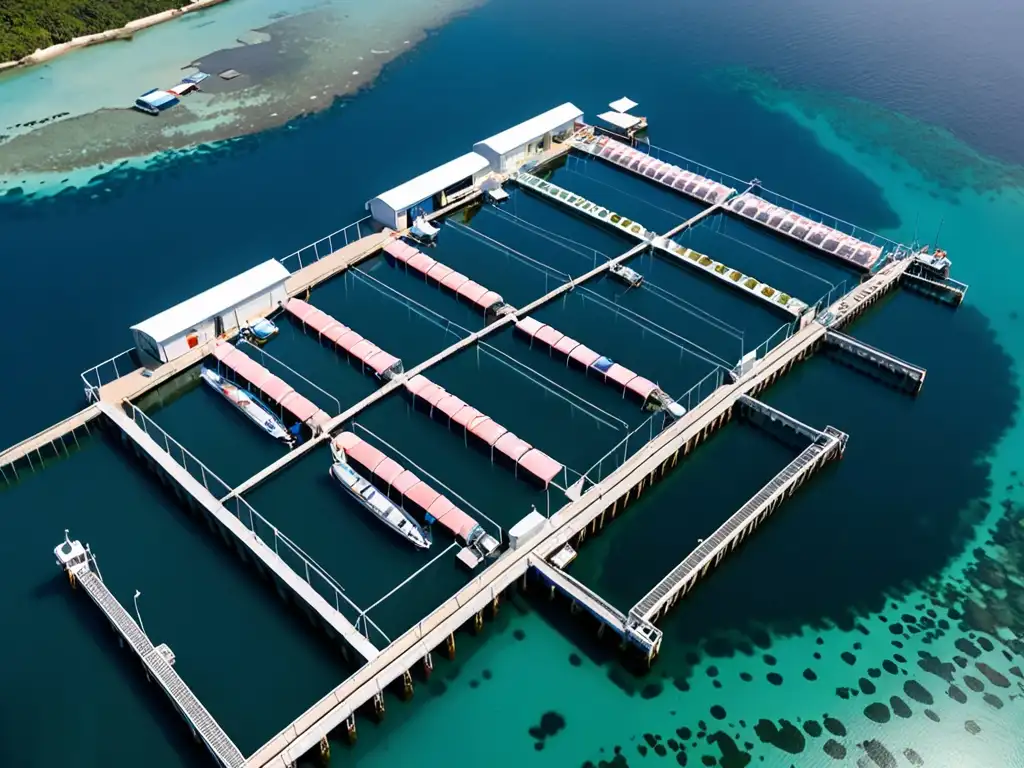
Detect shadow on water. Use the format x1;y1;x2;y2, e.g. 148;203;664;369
645;293;1017;667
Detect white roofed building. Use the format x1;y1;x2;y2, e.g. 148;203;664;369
367;152;491;229
473;103;583;173
130;260;289;363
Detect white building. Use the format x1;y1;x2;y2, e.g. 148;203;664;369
131;260;290;363
473;102;583;173
367;152;491;229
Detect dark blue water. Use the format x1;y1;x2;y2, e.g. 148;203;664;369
3;0;1023;765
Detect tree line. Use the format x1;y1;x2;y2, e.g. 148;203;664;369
0;0;182;61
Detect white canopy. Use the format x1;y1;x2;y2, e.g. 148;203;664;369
608;97;639;113
371;152;490;212
598;111;643;131
474;102;583;156
131;260;288;344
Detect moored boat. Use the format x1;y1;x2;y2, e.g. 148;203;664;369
329;460;432;549
241;317;279;345
199;367;297;445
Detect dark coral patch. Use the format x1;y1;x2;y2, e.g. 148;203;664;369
803;720;822;737
904;680;934;705
882;660;898;675
863;703;891;723
822;739;846;760
739;672;753;682
889;696;912;718
711;705;727;720
924;708;940;722
963;675;984;693
983;692;1004;709
753;719;805;754
948;685;968;704
904;748;924;766
862;740;898;768
513;629;526;641
978;636;994;652
803;668;817;681
965;720;981;735
859;678;876;695
977;662;1010;687
823;716;846;737
955;638;981;658
841;652;856;665
569;653;582;667
766;672;783;686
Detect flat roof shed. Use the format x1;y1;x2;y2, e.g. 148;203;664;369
367;152;490;229
131;260;289;363
473;102;583;172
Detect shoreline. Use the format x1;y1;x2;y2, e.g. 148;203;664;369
0;0;231;73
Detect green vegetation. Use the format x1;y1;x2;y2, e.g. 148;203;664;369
744;278;758;289
779;293;791;304
761;286;776;298
0;0;183;61
713;264;727;275
610;214;621;224
698;256;713;266
730;270;742;281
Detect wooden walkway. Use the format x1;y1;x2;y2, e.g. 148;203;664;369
629;425;846;624
97;401;379;663
242;211;912;768
0;404;99;477
74;566;245;767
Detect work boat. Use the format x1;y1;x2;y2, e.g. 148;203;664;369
330;460;432;550
200;367;296;446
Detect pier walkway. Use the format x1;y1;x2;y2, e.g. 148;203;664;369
224;200;727;501
824;329;926;394
56;537;245;768
96;401;379;663
243;255;907;768
0;403;99;479
530;557;662;655
630;423;847;624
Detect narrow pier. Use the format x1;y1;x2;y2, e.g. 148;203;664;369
629;421;847;625
901;264;968;306
530;557;662;656
824;330;926;394
736;394;836;449
0;404;99;480
55;534;245;768
96;401;379;663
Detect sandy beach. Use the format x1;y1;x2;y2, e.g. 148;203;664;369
0;0;231;73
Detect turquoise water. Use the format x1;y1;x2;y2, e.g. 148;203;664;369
3;0;1024;765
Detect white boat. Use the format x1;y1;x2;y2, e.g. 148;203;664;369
200;367;296;445
330;461;432;549
409;215;440;243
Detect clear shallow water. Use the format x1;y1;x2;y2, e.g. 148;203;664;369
2;0;1024;766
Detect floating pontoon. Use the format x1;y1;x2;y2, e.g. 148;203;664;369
199;367;297;445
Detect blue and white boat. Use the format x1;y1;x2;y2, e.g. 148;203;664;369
200;367;296;445
330;460;432;549
133;89;180;115
242;317;279;345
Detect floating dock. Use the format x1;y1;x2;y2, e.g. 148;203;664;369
823;329;926;394
4;100;972;768
55;533;245;768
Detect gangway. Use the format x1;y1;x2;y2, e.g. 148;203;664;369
823;330;926;394
530;557;662;659
630;423;847;624
54;533;245;768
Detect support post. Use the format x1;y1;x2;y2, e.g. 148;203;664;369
422;652;433;679
446;632;456;659
401;670;414;700
345;715;357;744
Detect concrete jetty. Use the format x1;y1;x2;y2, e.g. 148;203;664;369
55;533;245;768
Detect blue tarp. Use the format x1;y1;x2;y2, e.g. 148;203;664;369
591;356;614;373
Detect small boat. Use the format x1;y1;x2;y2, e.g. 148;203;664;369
409;214;440;244
610;263;644;288
200;367;297;445
241;317;279;345
134;89;180;115
329;461;431;549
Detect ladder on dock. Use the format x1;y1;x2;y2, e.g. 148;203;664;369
65;545;245;768
630;429;844;623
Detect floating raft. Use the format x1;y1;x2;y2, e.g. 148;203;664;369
403;374;564;487
513;316;661;405
383;240;507;316
211;341;330;431
580;135;736;205
284;298;403;380
727;192;883;270
332;432;484;543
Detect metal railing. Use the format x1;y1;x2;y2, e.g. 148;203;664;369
236;338;342;415
81;348;137;402
278;216;373;272
812;279;850;318
744;319;798;366
123;402;390;647
641;141;748;192
577;366;724;490
748;184;903;254
484;203;611;268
